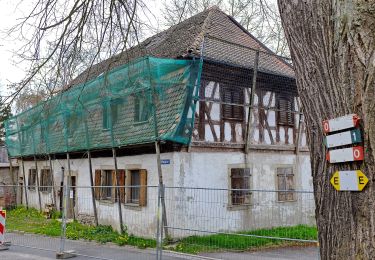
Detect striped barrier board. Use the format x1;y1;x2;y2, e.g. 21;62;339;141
326;146;364;163
330;170;368;191
324;128;362;148
323;114;360;134
0;210;5;244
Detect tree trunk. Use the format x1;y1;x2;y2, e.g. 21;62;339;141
278;1;375;259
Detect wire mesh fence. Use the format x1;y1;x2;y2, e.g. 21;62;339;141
0;183;319;259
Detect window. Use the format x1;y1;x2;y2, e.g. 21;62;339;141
230;168;251;206
134;95;150;122
28;169;37;190
39;169;52;192
67;114;80;136
277;95;294;126
102;102;119;129
94;169;125;202
126;169;147;206
221;86;244;121
277;167;295;201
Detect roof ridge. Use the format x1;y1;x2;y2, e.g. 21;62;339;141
189;7;227;55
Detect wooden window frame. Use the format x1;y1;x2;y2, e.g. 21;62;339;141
276;94;295;126
94;169;125;203
39;168;52;193
221;85;244;121
276;167;296;202
28;169;37;190
125;169;147;207
229;167;252;207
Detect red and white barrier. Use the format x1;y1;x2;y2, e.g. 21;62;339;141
0;209;5;245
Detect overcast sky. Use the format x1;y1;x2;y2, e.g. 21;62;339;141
0;0;27;95
0;0;163;97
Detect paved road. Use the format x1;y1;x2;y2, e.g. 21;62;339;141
1;232;319;260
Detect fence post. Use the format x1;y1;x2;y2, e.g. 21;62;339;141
56;176;76;259
58;179;68;256
156;184;164;260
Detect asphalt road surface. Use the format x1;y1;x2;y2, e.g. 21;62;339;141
1;232;319;260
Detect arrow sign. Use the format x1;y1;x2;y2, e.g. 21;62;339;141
326;146;364;163
324;128;362;148
323;114;360;134
330;170;368;191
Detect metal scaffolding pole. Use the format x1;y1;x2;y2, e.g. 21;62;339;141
20;157;29;209
66;153;75;220
87;151;98;226
112;147;124;233
34;155;42;211
48;155;57;208
245;50;260;153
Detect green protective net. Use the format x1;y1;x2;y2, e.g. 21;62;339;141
5;56;203;157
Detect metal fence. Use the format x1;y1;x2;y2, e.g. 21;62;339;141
0;183;319;260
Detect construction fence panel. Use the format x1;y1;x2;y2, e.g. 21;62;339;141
163;186;319;260
0;184;319;259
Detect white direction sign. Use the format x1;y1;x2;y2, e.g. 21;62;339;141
330;170;368;191
323;114;360;134
324;129;362;148
326;146;364;163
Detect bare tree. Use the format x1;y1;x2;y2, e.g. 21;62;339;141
5;0;150;111
278;0;375;259
161;0;289;56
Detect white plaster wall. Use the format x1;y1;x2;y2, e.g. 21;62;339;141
21;150;314;238
22;152;175;238
169;151;314;237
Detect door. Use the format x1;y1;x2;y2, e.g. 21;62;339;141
67;176;76;220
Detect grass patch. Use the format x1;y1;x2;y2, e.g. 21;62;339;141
6;206;155;248
168;225;318;254
6;207;317;254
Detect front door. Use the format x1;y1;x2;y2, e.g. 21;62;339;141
67;176;76;219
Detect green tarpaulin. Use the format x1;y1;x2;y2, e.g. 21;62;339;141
5;56;202;157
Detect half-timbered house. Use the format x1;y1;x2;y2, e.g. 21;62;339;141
5;7;314;237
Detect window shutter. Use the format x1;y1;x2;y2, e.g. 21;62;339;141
221;86;244;120
222;87;233;119
232;91;243;120
139;170;147;206
94;170;101;200
118;170;126;203
111;170;117;202
277;96;294;126
277;167;294;201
